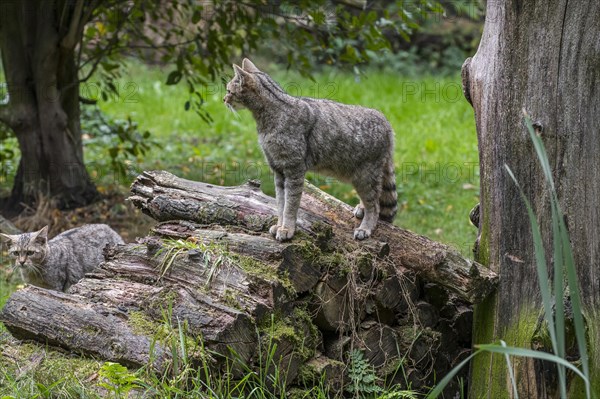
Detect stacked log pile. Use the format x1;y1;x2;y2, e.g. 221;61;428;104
0;171;497;395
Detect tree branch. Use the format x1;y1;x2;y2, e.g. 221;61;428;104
78;52;106;84
60;0;85;50
75;4;132;86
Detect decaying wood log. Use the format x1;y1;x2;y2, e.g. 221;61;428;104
0;171;496;395
129;170;497;303
0;285;170;370
151;221;322;294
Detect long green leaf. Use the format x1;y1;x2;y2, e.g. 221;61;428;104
475;343;588;383
500;340;519;399
177;318;188;366
551;198;567;398
505;165;558;354
524;116;590;398
523;114;554;191
525;118;568;396
561;217;591;398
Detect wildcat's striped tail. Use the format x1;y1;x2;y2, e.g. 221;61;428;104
379;156;398;222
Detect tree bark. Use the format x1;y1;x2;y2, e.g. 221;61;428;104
0;0;98;210
463;1;600;396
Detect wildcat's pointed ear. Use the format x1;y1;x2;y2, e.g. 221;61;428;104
32;226;49;243
242;58;260;73
233;64;252;84
0;233;16;243
233;64;250;77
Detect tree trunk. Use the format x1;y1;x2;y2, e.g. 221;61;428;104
462;0;600;396
0;0;97;210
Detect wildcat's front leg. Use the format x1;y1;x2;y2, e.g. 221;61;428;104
270;172;285;236
276;172;305;241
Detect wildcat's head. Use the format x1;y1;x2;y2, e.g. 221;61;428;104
0;226;49;272
223;58;262;111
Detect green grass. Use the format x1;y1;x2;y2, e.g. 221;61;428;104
0;305;422;399
95;61;479;253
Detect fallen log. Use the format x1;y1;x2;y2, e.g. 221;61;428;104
129;170;497;303
0;171;496;395
0;285;170;370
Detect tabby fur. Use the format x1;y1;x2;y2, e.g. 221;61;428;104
1;224;124;291
223;58;398;241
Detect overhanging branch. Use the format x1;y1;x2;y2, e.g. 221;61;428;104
333;0;367;9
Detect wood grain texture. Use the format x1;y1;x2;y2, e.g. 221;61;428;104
463;0;600;396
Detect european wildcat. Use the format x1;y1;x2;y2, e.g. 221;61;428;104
224;58;397;241
0;224;124;291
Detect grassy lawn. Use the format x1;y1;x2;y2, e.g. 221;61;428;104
96;61;479;254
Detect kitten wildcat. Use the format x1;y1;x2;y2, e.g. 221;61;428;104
1;224;124;291
223;58;397;241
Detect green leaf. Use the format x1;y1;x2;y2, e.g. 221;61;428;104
500;340;519;399
166;70;182;85
524;116;554;190
191;10;202;24
523;114;591;398
108;147;119;159
475;344;588;383
560;211;591;398
505;165;558;353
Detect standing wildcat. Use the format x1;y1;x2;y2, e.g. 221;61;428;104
224;58;397;241
1;224;124;291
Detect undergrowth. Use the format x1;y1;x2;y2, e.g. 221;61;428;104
0;308;426;398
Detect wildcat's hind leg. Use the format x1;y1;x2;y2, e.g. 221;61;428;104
352;167;382;240
270;171;285;236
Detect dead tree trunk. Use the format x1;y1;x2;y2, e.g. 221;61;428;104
1;172;497;394
462;0;600;397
